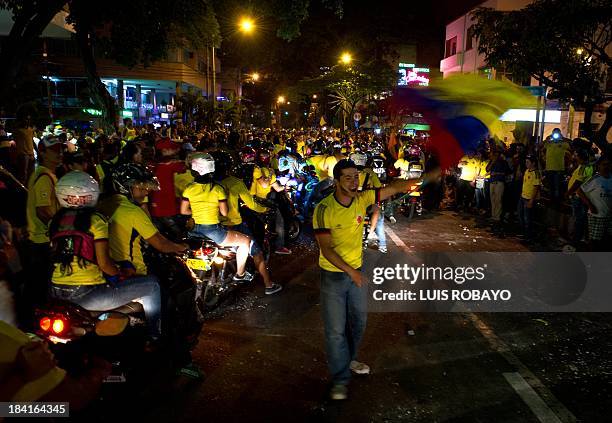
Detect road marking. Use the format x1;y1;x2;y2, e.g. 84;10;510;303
503;372;562;423
384;226;410;250
384;225;577;423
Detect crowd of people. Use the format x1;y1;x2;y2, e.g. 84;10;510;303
0;111;610;403
451;128;611;250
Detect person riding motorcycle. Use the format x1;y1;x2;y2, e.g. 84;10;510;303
180;153;255;281
250;149;292;255
210;151;282;295
48;170;163;343
351;152;387;253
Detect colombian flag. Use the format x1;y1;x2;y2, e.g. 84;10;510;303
392;75;535;169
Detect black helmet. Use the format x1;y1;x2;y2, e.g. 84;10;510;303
112;163;159;200
210;150;234;179
313;139;325;155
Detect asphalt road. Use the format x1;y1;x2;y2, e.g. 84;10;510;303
91;211;611;423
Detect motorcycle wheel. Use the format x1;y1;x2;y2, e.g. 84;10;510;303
288;218;302;242
202;283;221;309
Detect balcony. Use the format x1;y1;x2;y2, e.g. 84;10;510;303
440;52;463;76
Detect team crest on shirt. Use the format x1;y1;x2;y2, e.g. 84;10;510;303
356;215;363;224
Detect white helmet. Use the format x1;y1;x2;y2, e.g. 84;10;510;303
350;152;367;167
55;170;100;208
189;153;215;176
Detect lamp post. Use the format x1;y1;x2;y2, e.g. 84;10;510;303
276;95;285;130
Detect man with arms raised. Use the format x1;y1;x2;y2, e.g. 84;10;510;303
313;158;436;400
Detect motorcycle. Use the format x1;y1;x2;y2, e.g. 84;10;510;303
35;299;144;383
179;236;244;310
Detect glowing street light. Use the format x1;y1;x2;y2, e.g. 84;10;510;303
239;17;255;34
340;52;352;65
277;95;286;104
312;94;318;99
576;48;583;55
251;72;260;82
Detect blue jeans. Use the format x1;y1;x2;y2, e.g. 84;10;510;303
320;269;368;385
50;276;162;339
190;223;228;245
374;209;386;249
227;222;261;256
517;197;534;239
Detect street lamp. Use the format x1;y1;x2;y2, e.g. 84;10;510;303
312;94;318;99
251;72;260;82
576;48;583;55
239;17;255;34
340;52;352;65
277;95;285;104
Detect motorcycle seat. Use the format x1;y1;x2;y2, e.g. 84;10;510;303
89;301;144;317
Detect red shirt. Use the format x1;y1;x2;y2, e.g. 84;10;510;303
149;160;186;217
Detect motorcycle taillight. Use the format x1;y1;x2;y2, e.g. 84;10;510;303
194;247;215;258
39;316;51;332
52;318;67;335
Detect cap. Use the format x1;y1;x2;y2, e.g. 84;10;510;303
41;135;63;150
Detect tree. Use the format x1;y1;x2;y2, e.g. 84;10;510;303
292;59;397;129
68;0;220;128
0;0;67;108
472;0;612;151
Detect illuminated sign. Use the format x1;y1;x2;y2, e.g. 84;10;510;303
398;63;430;87
500;109;561;123
125;101;155;110
82;108;102;116
121;110;133;118
160;113;169;119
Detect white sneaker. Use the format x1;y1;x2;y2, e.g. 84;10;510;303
389;216;397;224
330;384;348;400
367;232;378;241
350;360;370;375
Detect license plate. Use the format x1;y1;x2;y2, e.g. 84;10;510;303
186;258;211;271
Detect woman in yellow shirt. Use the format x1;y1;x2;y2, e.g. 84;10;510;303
180;153;253;282
49;171;162;342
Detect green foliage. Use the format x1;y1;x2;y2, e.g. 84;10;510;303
472;0;611;106
177;89;242;130
293;59;397;122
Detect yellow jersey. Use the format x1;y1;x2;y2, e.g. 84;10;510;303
459;157;480;182
219;176;267;226
51;213;108;286
568;164;593;191
174;171;194;197
359;168;382;190
313;189;378;272
0;320;66;401
182;182;227;225
307;155;328;180
26;166;58;244
250;166;277;199
521;169;542;200
544;141;569;171
108;195;159;275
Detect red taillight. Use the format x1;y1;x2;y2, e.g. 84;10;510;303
39;317;51;331
195;247;215;257
51;318;66;334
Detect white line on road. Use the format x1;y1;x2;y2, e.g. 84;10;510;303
384;226;409;250
384;225;577;423
503;372;562;423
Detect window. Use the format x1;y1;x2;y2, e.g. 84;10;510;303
466;25;475;50
445;36;457;58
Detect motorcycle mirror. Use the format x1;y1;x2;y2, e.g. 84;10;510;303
95;312;129;336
